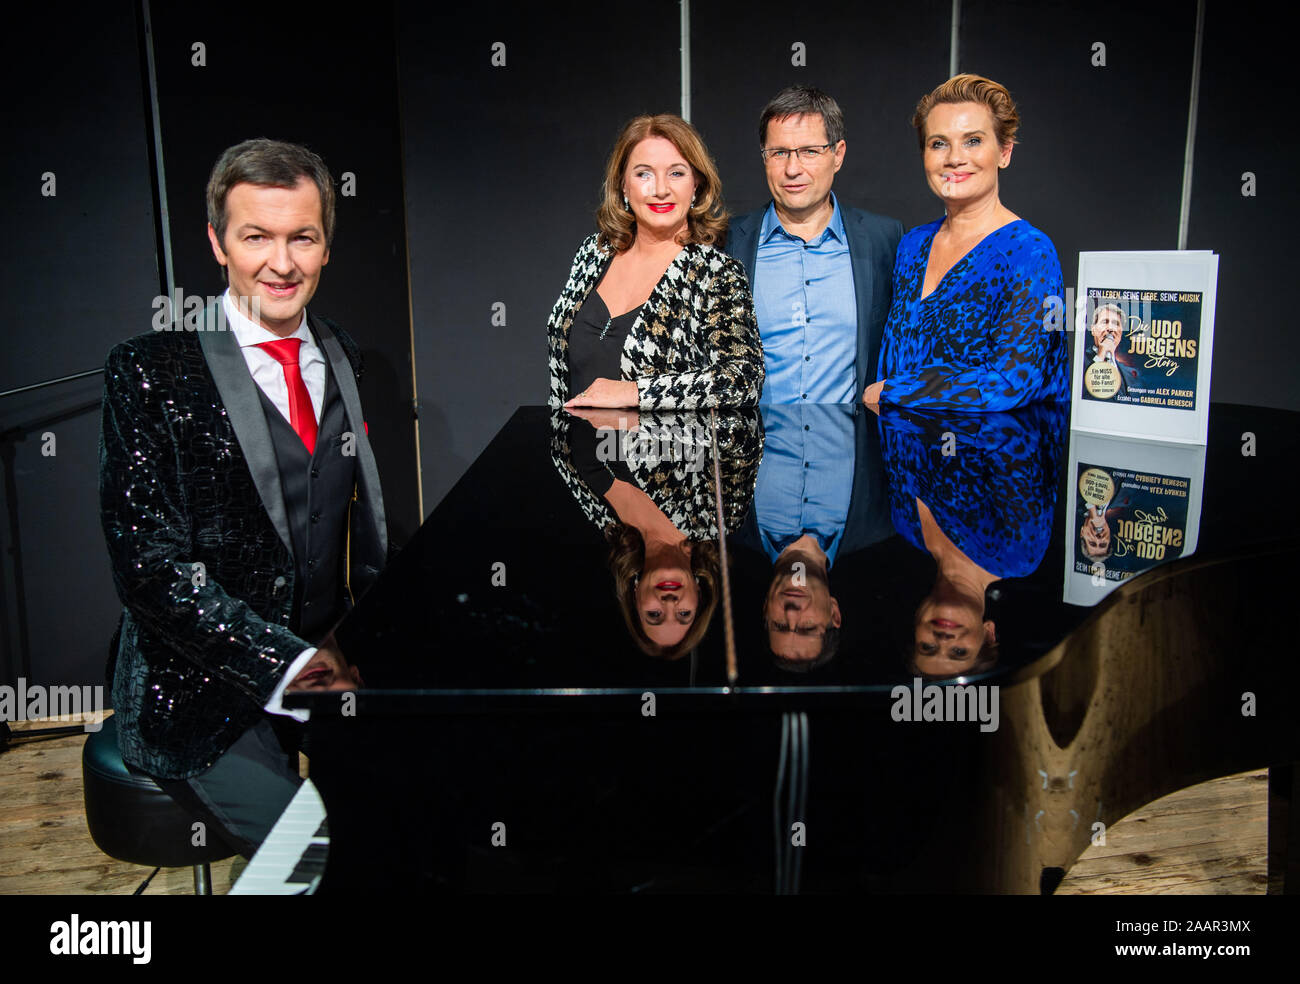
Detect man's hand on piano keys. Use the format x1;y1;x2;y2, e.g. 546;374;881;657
286;635;364;693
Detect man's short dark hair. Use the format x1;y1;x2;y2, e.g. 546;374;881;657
758;86;846;148
767;622;840;673
206;138;337;250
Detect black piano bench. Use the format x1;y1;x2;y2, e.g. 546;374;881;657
82;716;235;895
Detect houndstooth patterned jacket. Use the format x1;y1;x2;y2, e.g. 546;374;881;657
550;409;764;541
546;233;765;409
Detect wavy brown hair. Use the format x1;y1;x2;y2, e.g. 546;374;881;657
606;523;720;660
910;74;1020;152
596;114;728;253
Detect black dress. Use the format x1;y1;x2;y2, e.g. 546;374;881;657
566;410;635;496
567;272;643;398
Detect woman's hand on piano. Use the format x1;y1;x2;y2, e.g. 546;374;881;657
567;406;640;432
862;379;887;405
565;378;638;409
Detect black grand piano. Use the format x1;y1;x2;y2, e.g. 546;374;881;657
256;401;1299;894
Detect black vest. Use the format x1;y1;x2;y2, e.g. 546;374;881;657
255;358;357;642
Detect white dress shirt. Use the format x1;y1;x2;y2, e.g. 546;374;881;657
223;289;326;425
221;290;324;722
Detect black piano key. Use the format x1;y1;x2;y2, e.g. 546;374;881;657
286;843;330;884
313;819;329;838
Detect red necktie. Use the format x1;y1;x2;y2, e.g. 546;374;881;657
256;338;318;455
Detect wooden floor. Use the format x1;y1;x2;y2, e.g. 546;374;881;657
1057;769;1269;895
0;713;246;895
0;713;1271;894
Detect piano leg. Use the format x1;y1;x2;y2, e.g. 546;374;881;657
1268;762;1298;894
193;863;213;896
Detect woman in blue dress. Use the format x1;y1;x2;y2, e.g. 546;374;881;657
875;402;1066;679
864;75;1069;411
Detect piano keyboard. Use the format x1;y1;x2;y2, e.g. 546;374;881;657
230;779;329;895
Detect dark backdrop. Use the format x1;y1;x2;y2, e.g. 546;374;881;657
148;6;419;548
691;0;953;227
0;5;157;691
0;0;1292;695
1188;1;1287;410
398;1;681;508
960;0;1194;287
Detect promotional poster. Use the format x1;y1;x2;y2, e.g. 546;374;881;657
1062;432;1205;607
1080;288;1202;410
1073;462;1191;582
1070;251;1218;444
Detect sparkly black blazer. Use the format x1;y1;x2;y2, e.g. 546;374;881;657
546;234;766;409
99;305;388;780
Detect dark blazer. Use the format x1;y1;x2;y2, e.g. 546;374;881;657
99;302;388;780
547;234;765;409
726;201;903;400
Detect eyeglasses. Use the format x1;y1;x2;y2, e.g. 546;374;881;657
760;144;834;164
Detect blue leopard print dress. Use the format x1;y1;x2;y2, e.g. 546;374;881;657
877;218;1069;411
877;403;1066;578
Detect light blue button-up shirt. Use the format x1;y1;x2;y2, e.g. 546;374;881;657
754;404;856;568
753;194;858;404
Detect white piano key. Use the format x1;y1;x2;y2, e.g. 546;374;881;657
230;779;329;895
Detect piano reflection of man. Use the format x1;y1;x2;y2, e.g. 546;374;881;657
735;404;892;671
551;408;761;658
877;403;1065;679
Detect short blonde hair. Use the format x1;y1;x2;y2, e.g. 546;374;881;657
911;74;1020;152
596;114;728;253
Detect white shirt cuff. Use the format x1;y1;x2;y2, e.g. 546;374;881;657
264;648;317;723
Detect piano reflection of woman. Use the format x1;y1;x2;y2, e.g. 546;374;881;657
877;403;1065;679
551;408;761;658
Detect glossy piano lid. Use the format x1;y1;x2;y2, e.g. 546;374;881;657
287;402;1300;709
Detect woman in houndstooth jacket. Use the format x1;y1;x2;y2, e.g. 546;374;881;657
547;113;764;412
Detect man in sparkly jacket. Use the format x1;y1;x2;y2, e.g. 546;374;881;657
99;139;387;856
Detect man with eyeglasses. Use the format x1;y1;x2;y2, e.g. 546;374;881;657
727;86;902;405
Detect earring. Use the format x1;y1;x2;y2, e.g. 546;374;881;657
691;192;697;207
623;193;631;211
